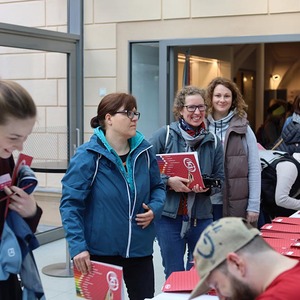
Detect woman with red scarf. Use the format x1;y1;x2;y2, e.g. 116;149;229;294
149;86;224;279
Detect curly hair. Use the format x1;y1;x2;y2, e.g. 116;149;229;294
206;77;248;118
173;86;206;119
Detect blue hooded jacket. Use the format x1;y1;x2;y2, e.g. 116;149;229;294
60;130;165;259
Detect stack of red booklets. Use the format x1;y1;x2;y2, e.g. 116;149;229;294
162;267;216;295
260;217;300;259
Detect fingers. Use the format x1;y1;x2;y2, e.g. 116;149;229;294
191;184;210;193
6;186;37;218
136;205;154;229
168;176;192;192
73;251;92;275
246;212;259;223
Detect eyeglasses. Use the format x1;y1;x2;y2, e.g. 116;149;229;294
183;105;207;112
115;110;141;120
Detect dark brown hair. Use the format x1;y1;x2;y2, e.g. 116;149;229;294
90;93;138;129
292;94;300;115
0;80;36;125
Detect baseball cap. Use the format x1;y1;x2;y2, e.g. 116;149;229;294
189;217;260;299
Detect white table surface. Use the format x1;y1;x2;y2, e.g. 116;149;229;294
147;293;218;300
289;211;300;218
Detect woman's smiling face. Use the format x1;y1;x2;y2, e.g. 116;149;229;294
180;94;206;128
0;116;36;159
212;84;233;120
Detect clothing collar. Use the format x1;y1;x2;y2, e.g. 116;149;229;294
210;109;235;126
93;127;145;153
179;117;206;137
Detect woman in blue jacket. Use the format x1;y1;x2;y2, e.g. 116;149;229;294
149;86;224;279
60;93;165;300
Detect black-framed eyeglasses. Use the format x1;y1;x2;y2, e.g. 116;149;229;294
115;110;141;120
183;105;207;112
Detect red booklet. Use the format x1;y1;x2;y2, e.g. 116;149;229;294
74;261;124;300
260;222;300;234
0;153;33;193
263;238;300;259
260;230;300;241
156;152;205;189
11;153;33;185
272;217;300;226
162;268;216;295
162;268;200;293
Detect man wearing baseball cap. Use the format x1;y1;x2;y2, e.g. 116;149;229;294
190;217;300;300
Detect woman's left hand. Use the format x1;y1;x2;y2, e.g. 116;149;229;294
4;185;37;218
247;211;259;223
191;184;210;193
135;203;154;229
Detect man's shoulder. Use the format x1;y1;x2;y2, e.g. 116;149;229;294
257;262;300;299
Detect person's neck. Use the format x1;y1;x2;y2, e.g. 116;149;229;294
213;111;228;121
105;133;130;155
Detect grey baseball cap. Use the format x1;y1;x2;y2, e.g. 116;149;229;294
189;217;260;299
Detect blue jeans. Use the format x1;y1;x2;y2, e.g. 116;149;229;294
212;204;223;221
155;215;213;279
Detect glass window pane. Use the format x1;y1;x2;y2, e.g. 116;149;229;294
0;46;67;234
131;42;159;139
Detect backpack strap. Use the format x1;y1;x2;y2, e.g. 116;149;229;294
164;125;170;151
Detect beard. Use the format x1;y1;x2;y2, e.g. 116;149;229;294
227;274;259;300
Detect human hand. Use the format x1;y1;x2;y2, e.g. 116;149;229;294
105;289;114;300
135;203;154;229
246;211;259;224
73;251;92;275
191;184;210;193
167;176;191;193
5;185;37;218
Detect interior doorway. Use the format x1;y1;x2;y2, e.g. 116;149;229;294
170;42;300;131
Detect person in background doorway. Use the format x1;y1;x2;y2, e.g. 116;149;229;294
149;86;224;279
277;93;300;155
60;92;165;300
0;80;44;300
190;217;300;300
257;99;286;149
206;77;261;225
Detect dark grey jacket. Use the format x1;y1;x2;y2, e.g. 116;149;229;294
277;120;300;155
149;121;224;219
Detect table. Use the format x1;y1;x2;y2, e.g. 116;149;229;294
31;159;68;173
148;293;218;299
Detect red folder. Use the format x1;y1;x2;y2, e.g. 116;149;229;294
260;222;300;233
260;230;300;241
263;237;300;259
272;217;300;226
162;268;200;293
162;268;216;295
156;152;205;189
